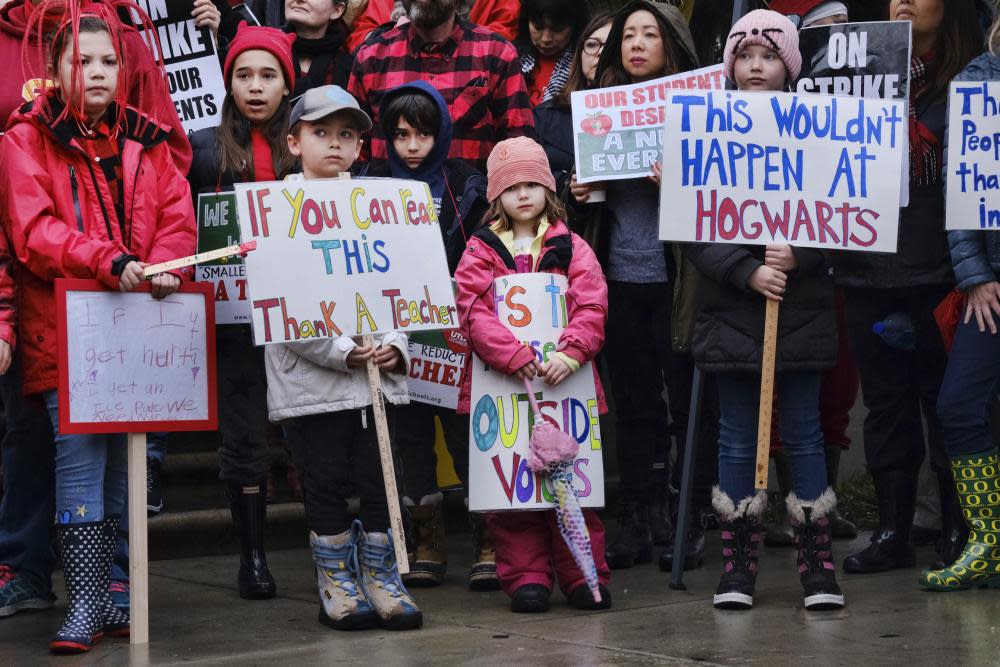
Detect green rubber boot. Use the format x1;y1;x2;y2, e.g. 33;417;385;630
919;453;1000;591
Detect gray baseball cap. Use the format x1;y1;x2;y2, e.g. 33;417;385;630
289;85;373;131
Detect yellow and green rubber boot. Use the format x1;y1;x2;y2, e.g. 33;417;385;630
920;453;1000;591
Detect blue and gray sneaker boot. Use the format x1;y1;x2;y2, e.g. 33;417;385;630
0;565;55;617
311;530;378;631
355;520;423;630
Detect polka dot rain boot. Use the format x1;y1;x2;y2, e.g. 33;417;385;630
920;452;1000;591
50;519;116;654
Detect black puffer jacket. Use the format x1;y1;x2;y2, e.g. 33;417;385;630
832;94;953;289
188;127;235;197
688;243;836;373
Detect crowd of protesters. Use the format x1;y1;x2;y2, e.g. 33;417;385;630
0;0;999;654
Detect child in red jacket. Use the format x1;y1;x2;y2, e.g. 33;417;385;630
454;137;611;612
0;6;194;654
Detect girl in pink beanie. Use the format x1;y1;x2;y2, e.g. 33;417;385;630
453;137;612;613
684;8;844;613
723;9;801;90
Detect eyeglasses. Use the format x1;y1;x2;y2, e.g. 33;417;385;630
583;38;605;55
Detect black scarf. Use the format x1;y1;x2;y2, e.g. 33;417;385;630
284;23;346;98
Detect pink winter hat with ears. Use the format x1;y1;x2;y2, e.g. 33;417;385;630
486;137;557;203
723;9;802;82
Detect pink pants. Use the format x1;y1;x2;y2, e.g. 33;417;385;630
486;509;611;597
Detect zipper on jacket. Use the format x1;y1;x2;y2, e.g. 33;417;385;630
84;159;116;242
68;166;84;232
126;151;143;250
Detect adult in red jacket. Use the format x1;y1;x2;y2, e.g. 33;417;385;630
346;0;519;52
0;0;192;171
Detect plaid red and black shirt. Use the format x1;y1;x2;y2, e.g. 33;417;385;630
348;18;535;169
78;120;127;243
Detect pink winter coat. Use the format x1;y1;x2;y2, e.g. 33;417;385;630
454;219;608;414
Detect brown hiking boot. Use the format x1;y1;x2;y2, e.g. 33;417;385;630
469;514;499;591
403;494;446;587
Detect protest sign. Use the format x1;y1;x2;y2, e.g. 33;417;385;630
797;20;911;206
946;81;1000;231
797;21;911;99
56;279;218;434
572;64;725;184
233;177;456;345
196;193;251;324
658;90;904;252
468;274;604;512
135;0;225;133
406;329;468;409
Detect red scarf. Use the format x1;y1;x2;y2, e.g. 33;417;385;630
908;52;941;188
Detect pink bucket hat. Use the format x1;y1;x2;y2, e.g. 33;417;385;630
486;137;556;203
723;9;801;82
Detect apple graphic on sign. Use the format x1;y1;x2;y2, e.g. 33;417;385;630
580;112;612;136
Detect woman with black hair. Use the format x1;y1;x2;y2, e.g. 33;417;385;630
835;0;983;575
516;0;590;107
570;0;699;571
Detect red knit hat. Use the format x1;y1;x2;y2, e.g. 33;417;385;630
223;23;296;88
486;137;556;202
723;9;801;82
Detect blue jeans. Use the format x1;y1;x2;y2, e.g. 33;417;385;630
0;357;55;587
44;391;129;584
717;371;827;503
937;315;1000;458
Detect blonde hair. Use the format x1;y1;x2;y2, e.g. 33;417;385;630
485;189;566;233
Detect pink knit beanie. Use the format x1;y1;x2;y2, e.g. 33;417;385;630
486;137;557;203
723;9;801;83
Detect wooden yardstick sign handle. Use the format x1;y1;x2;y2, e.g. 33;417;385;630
755;299;780;490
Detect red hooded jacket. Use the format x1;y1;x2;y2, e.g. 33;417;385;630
454;219;608;415
0;0;192;172
0;93;196;395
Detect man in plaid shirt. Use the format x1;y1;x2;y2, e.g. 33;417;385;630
348;0;535;169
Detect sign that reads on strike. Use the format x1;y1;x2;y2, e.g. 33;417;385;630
571;64;725;184
135;0;226;133
797;21;911;100
659;90;905;253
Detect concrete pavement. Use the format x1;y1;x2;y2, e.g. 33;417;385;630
3;528;1000;666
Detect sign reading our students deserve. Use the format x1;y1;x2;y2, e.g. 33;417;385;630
56;280;218;434
658;90;905;252
233;177;456;345
196;193;251;324
134;0;225;133
571;64;725;184
797;21;912;100
468;274;604;512
946;81;1000;231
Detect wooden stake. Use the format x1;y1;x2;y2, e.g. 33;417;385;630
362;333;409;574
127;432;149;644
755;299;780;490
142;241;257;279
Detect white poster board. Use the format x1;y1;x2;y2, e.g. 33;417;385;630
56;280;218;434
233;177;457;345
135;0;226;133
659;90;904;252
468;274;604;512
571;64;725;183
945;81;1000;230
